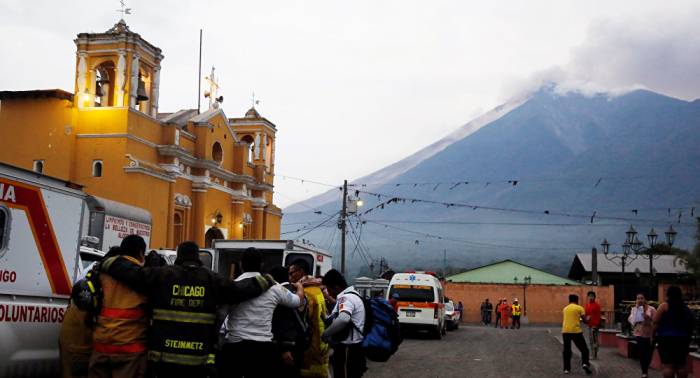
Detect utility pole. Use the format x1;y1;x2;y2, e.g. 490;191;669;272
443;249;447;278
340;179;348;275
197;29;202;114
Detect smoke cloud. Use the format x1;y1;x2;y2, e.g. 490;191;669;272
505;9;700;101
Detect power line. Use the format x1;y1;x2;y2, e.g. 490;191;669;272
280;211;340;237
277;174;341;189
356;189;695;225
359;219;698;228
361;219;587;251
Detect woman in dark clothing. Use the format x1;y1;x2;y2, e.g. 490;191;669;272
494;300;502;328
653;286;695;378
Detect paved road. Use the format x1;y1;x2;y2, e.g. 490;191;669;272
366;325;661;378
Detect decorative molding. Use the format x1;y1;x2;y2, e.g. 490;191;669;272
123;165;176;182
174;193;192;207
76;133;158;148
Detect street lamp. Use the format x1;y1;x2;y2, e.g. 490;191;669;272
602;238;637;303
625;225;678;300
665;225;677;247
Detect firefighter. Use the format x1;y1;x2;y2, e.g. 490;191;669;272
89;235;149;378
288;259;330;377
101;240;274;377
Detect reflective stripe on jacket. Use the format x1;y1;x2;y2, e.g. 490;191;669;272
300;285;330;377
92;256;148;354
512;305;521;316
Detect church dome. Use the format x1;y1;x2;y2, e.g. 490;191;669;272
245;107;260;118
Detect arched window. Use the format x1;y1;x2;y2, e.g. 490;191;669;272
241;135;255;164
212;141;223;163
33;160;44;174
205;227;225;248
92;160;103;177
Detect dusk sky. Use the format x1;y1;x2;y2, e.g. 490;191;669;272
2;0;698;207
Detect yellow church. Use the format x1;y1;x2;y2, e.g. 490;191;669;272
0;19;282;249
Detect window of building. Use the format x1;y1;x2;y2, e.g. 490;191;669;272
92;160;103;177
173;211;185;247
33;160;44;174
0;206;9;257
212;142;223;163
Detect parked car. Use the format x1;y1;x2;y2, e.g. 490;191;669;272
444;300;459;330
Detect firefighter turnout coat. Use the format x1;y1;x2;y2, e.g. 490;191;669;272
102;256;271;366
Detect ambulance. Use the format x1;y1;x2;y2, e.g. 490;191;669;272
0;163;149;377
387;271;446;339
212;239;333;279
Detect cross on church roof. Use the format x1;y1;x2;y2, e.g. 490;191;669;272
251;91;260;109
204;66;223;109
116;0;132;21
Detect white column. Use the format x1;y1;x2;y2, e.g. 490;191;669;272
129;53;140;109
254;132;261;160
115;50;126;106
76;53;88;108
151;66;160;117
262;133;268;164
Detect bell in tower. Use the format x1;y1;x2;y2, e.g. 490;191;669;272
136;75;149;102
74;19;163;114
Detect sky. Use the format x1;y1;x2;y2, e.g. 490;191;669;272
1;0;698;208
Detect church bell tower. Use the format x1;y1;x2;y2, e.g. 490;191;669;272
73;19;164;116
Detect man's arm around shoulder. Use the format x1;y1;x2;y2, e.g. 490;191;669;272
100;255;154;294
215;273;275;305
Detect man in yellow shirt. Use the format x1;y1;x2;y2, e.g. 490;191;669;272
561;294;592;375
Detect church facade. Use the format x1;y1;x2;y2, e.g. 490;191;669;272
0;20;282;249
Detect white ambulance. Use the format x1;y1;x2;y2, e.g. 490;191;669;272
387;271;446;339
212;239;333;279
0;163;149;377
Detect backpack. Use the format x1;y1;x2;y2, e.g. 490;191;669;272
293;302;313;350
349;293;402;362
71;267;103;325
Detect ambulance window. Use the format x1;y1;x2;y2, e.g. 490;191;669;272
199;250;213;270
0;206;8;254
388;286;435;302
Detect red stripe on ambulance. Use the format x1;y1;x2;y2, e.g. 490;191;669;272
0;178;72;295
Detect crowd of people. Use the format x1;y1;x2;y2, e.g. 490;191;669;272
58;235;369;378
479;297;522;329
562;287;695;378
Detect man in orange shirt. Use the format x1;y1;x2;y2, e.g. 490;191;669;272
499;298;510;329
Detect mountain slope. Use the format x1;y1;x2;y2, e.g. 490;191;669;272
284;97;527;213
283;89;700;275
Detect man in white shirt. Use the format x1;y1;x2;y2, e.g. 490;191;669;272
321;269;367;378
220;248;304;378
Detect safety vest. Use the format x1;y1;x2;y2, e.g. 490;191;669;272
147;264;220;366
300;285;330;377
512;304;521;316
93;256;148;354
